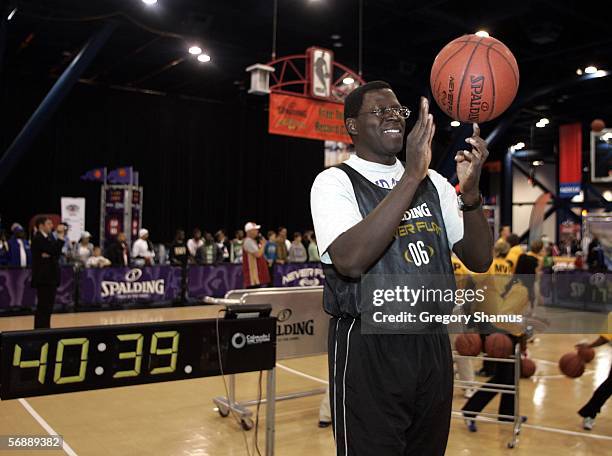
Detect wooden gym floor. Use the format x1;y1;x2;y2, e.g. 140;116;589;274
0;306;610;455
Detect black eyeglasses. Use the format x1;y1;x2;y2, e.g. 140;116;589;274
357;106;411;119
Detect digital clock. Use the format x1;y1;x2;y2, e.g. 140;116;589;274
0;317;276;399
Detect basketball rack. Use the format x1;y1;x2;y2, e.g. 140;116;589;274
451;344;522;449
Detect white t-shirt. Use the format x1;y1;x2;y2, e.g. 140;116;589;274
187;238;204;257
132;238;155;259
310;155;464;264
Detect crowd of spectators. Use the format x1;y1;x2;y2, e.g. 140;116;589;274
0;221;320;269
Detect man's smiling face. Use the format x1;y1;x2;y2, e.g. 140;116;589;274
350;88;406;158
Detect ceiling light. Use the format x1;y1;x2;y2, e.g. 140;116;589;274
532;160;544;166
450;120;460;127
188;46;202;55
602;132;612;141
576;68;583;75
142;0;158;5
333;42;343;48
197;53;211;63
7;8;17;20
603;190;612;202
331;34;341;40
536;122;545;128
516;142;525;149
475;30;489;38
584;66;597;74
540;118;549;125
342;76;355;85
594;70;608;78
572;192;584;203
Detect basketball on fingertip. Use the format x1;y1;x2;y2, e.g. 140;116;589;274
520;357;536;378
430;34;519;123
559;353;585;378
577;346;595;363
455;333;482;356
485;333;513;358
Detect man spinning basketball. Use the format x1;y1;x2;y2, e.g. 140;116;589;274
310;81;493;455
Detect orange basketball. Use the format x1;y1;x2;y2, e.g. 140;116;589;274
520;357;536;378
455;333;482;356
559;353;585;378
591;119;606;132
484;333;513;358
577;346;595;363
430;34;519;123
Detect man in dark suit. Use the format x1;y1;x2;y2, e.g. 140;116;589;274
104;231;130;267
31;216;65;329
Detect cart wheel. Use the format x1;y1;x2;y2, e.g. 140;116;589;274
241;418;253;431
217;406;230;418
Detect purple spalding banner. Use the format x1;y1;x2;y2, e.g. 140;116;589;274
0;267;74;310
187;264;243;299
79;266;182;305
272;262;325;287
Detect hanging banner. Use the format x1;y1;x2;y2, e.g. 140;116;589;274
60;197;86;243
104;187;126;243
269;93;351;143
528;192;552;245
559;123;582;198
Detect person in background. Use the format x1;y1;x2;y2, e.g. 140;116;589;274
8;223;31;267
505;233;523;272
449;253;476;398
0;230;9;266
215;230;230;262
278;226;291;251
242;222;270;288
527;239;544;268
31;216;64;329
308;232;320;262
187;228;204;260
275;227;288;264
498;225;511;242
132;228;155;266
487;240;512;276
462;254;538;432
288;232;308;263
52;223;71;265
86;246;111;268
587;237;607;272
576;332;612;430
197;232;222;264
264;230;278;266
574;251;585;270
170;229;189;266
302;230;313;256
74;231;94;266
230;230;244;263
105;232;130;267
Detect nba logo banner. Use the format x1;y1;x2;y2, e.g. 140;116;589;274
308;47;333;99
559;123;582;198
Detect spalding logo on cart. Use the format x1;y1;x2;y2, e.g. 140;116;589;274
231;332;271;349
281;266;325;286
100;268;165;297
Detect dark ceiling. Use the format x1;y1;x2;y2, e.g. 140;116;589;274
3;0;612;165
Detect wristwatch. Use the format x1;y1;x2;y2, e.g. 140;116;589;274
458;193;483;211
